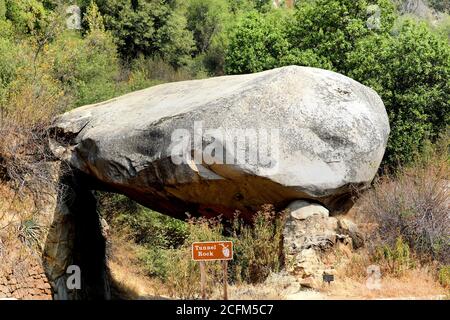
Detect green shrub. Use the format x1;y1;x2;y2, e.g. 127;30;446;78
137;246;171;279
226;0;396;74
230;205;287;284
89;0;195;67
347;20;450;166
101;194;188;249
17;217;43;250
438;265;450;287
48;29;120;108
186;0;230;54
4;0;49;35
375;236;413;275
0;38;23;103
224;10;292;74
289;0;396;72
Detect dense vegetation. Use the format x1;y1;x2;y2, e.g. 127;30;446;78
0;0;448;295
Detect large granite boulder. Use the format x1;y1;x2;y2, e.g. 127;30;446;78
49;66;390;220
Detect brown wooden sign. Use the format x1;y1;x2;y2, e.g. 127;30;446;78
192;241;233;261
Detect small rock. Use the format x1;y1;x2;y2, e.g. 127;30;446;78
298;276;319;289
338;218;364;249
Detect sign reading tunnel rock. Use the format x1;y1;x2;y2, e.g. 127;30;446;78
192;241;233;261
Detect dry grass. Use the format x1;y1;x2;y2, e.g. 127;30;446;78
324;265;447;299
0;40;67;204
357;141;449;264
215;283;286;300
108;234;169;300
318;229;448;300
0;185;35;225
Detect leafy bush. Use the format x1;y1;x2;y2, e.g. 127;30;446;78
347;20;450;166
98;193;188;249
90;0;195;67
289;0;396;72
375;236;414;275
226;0;396;74
186;0;230;54
230;205;286;284
48;29;120;108
224;10;293;74
0;38;23;104
3;0;49;35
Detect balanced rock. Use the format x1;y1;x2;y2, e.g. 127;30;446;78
49;66;390;220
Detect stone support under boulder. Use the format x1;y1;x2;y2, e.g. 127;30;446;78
283;200;363;288
43;167;110;300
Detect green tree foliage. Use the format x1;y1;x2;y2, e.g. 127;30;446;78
225;0;449;167
0;38;23;104
289;0;396;72
347;20;450;165
224;10;293;74
186;0;229;54
0;0;5;19
85;0;105;32
225;0;396;74
252;0;273;12
226;0;273;14
48;29;120;107
89;0;195;67
3;0;49;35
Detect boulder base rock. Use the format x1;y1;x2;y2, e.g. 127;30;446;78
283;200;364;286
49;66;389;220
